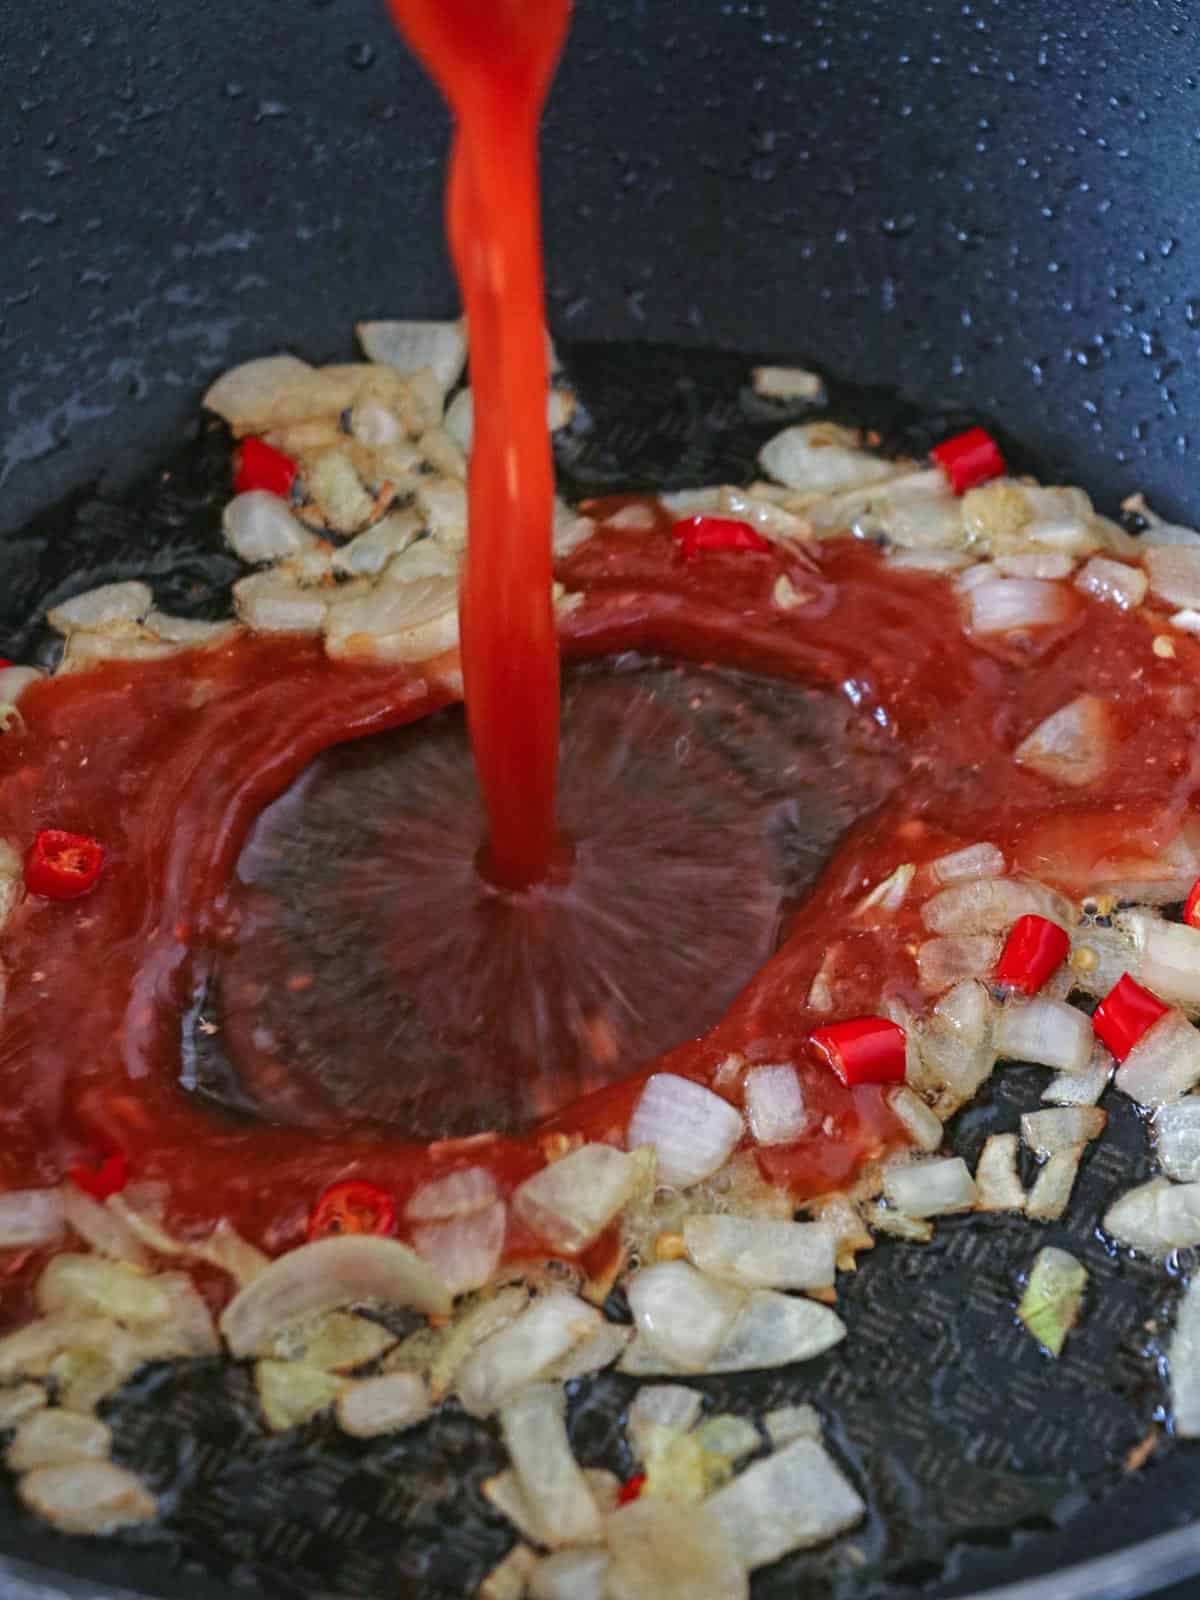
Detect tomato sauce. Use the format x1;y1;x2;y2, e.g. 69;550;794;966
1;516;1198;1284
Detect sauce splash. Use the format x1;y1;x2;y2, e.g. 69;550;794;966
387;0;570;889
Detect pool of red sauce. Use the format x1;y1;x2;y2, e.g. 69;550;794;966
2;503;1198;1312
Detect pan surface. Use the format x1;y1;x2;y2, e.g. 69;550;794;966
3;2;1200;1597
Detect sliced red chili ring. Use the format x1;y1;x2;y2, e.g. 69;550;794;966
810;1016;907;1087
68;1151;131;1201
24;829;105;901
616;1473;646;1505
670;515;772;560
233;437;298;499
930;427;1006;495
995;914;1070;995
1184;877;1200;930
306;1179;397;1242
1091;973;1169;1062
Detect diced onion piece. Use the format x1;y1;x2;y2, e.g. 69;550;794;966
973;1135;1026;1212
626;1385;704;1461
995;552;1075;580
855;862;915;916
202;353;318;430
455;1291;601;1417
530;1548;610;1600
7;1409;111;1472
867;1204;933;1242
606;1496;748;1600
1020;1106;1106;1156
634;1289;845;1376
887;1086;943;1151
0;1386;47;1430
967;577;1072;635
144;613;237;647
0;1313;104;1384
1076;556;1147;608
0;1188;63;1250
324;574;458;662
332;510;422;576
59;626;182;673
996;997;1093;1072
1170;1275;1200;1436
36;1256;175;1328
1025;1146;1083;1222
882;1157;978;1218
917;934;1001;992
764;1403;822;1448
758;423;895;494
887;548;971;572
708;1436;865;1569
18;1460;156;1535
1014;694;1113;789
0;666;44;710
406;1166;498;1221
1145;544;1200;609
1042;1058;1112;1106
410;1201;505;1296
335;1371;430;1438
933;978;993;1041
195;1220;269;1286
222;490;316;564
682;1215;835;1291
60;1186;148;1266
1154;1100;1200;1182
1017;1247;1087;1357
929;842;1006;886
626;1074;743;1188
268;1310;395;1373
547;1322;630;1382
1119;912;1200;1008
219;1236;451;1358
743;1064;809;1145
1115;1009;1200;1106
234;570;328;634
357;319;466;392
307;450;376;535
255;1360;343;1432
1104;1176;1200;1255
752;365;825;402
512;1145;652;1254
922;877;1075;936
500;1383;601;1549
47;581;152;634
416;476;469;549
625;1262;744;1371
481;1544;539;1600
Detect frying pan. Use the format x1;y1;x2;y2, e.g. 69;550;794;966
2;0;1200;1596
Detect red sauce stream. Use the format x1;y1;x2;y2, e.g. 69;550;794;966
387;0;570;889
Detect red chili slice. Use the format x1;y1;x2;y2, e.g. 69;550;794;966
810;1016;907;1087
1092;973;1169;1062
930;427;1006;495
670;515;772;560
233;437;298;499
68;1151;130;1202
1184;878;1200;929
0;659;11;669
24;829;104;901
617;1473;646;1505
995;914;1070;995
306;1180;396;1242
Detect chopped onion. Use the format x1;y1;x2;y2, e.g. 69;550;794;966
922;877;1075;936
1020;1106;1106;1155
606;1497;748;1600
222;491;315;563
36;1255;176;1329
307;450;376;534
626;1075;743;1188
513;1145;652;1254
995;552;1075;580
546;1321;630;1382
1145;545;1200;609
195;1220;269;1286
758;423;895;494
0;1313;105;1384
743;1064;809;1145
18;1460;157;1535
0;665;44;709
481;1544;539;1600
917;933;1001;992
416;476;469;549
708;1436;865;1569
1105;1176;1200;1255
47;581;152;634
866;1204;934;1242
335;1371;430;1438
887;1086;944;1151
1170;1275;1200;1436
622;1288;845;1376
914;1000;997;1112
500;1383;601;1548
764;1403;822;1448
626;1385;704;1461
0;1386;47;1430
1075;556;1147;608
407;1166;498;1221
268;1310;395;1372
219;1236;451;1358
202;353;320;430
455;1291;601;1418
234;570;328;634
805;1194;872;1270
1117;912;1200;1008
929;842;1006;886
356;319;467;392
682;1215;835;1292
0;1188;63;1250
887;548;971;572
933;978;993;1040
1115;1009;1200;1106
530;1548;610;1600
1154;1100;1200;1182
255;1360;343;1432
1026;1145;1084;1222
752;365;825;402
882;1157;978;1218
1086;821;1200;907
145;613;237;647
1014;694;1112;789
411;1201;506;1296
967;577;1072;635
1042;1058;1112;1106
625;1262;745;1371
324;574;459;662
7;1409;111;1472
856;862;915;916
1017;1247;1087;1357
996;997;1093;1072
333;509;422;576
60;1186;148;1267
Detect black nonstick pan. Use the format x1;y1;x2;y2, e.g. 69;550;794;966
4;2;1200;1597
